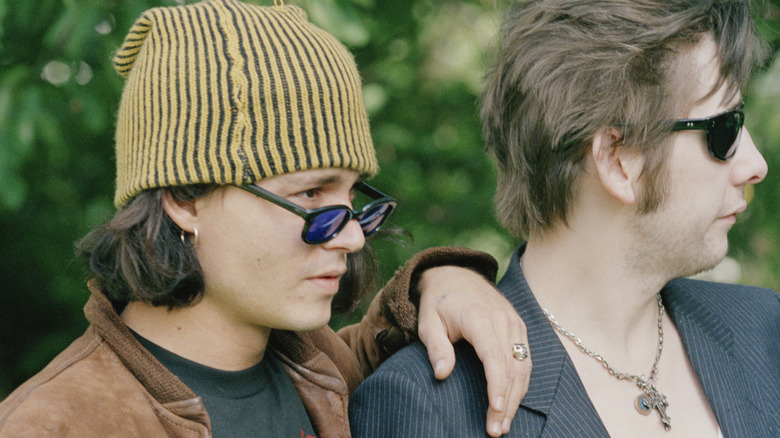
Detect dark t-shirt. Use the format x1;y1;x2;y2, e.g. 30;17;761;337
134;331;317;438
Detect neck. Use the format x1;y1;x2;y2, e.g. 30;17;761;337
521;224;668;361
121;300;271;371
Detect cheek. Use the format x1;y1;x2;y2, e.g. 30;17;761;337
194;204;266;272
674;169;728;214
194;195;313;279
195;224;248;283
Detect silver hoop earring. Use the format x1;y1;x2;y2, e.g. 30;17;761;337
180;227;199;246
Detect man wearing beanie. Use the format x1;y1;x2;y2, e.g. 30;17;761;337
0;1;529;437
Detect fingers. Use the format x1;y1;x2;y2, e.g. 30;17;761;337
415;265;531;435
482;353;511;437
498;341;530;435
468;309;530;436
417;313;457;379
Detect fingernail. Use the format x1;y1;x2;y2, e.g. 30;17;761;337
490;421;502;436
434;360;445;375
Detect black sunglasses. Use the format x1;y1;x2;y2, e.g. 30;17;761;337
671;103;744;161
238;182;396;244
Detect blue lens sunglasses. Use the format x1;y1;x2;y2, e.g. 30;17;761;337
238;182;396;244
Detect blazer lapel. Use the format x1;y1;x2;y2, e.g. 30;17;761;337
500;248;770;437
499;248;609;437
662;280;761;437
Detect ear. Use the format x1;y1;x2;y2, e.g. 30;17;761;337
161;190;199;233
590;127;644;205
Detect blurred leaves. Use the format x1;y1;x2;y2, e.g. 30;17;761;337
0;0;778;398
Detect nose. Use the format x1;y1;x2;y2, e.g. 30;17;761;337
731;129;767;186
322;217;366;253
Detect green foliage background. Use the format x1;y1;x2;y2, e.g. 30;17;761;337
0;0;778;398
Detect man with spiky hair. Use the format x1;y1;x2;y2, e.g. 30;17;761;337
350;1;778;436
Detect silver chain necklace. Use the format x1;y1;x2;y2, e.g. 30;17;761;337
542;293;672;430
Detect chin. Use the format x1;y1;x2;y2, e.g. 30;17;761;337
680;247;728;279
291;309;333;333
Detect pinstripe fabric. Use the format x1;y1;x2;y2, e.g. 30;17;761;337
664;278;780;437
112;0;377;207
350;246;779;437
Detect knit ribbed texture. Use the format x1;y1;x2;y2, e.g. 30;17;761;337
112;0;378;207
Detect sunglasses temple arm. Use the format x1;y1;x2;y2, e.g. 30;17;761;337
356;182;397;204
237;185;312;219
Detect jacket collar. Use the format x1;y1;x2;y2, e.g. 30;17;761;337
498;246;609;436
84;281;210;428
84;281;200;405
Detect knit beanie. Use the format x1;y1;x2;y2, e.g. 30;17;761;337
112;0;378;207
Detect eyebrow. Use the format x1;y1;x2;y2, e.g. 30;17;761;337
287;171;362;188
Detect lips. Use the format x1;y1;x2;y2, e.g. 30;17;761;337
721;202;747;219
306;265;347;295
314;266;347;279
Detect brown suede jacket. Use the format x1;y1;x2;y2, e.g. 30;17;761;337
0;247;497;437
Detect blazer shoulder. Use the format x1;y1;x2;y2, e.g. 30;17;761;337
350;341;491;437
664;277;779;363
353;342;438;396
665;278;778;319
364;340;485;384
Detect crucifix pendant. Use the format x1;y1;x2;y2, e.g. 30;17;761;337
635;389;672;431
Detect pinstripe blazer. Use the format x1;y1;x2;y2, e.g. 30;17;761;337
349;246;780;437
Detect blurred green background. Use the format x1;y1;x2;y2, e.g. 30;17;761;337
0;0;778;399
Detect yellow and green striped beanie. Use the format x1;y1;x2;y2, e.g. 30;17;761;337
112;0;378;207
